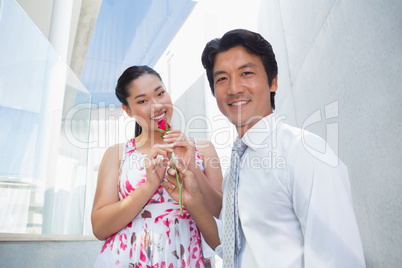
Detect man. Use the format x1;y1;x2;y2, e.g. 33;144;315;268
163;29;365;267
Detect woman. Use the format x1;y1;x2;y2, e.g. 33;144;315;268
92;65;223;267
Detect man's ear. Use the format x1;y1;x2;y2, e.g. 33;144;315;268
122;104;132;117
270;75;278;92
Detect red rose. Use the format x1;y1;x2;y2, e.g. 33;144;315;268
157;119;171;132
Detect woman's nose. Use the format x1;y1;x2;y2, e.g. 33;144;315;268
151;100;163;113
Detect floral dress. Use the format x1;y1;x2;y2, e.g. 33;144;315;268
94;138;212;268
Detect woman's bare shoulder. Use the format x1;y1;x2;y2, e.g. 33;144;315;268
194;139;217;156
103;143;126;162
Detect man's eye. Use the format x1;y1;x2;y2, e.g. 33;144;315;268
242;71;253;76
216;77;226;83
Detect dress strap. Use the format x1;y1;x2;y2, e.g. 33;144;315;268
193;137;197;151
120;138;136;170
193;137;205;173
193;137;201;158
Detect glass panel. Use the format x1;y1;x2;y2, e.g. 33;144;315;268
0;0;91;235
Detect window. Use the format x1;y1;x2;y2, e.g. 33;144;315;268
0;0;91;235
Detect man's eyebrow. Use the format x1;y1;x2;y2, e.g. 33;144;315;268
238;63;257;70
213;70;226;78
134;85;163;99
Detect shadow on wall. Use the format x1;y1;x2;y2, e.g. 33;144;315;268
171;74;208;140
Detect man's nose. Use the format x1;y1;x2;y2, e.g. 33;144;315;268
227;76;244;95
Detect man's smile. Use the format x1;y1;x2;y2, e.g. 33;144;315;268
229;100;250;106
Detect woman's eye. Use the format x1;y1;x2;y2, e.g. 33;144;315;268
157;91;165;97
138;100;146;104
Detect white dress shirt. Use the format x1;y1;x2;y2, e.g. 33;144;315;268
202;113;365;267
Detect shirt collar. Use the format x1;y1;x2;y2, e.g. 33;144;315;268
239;113;285;151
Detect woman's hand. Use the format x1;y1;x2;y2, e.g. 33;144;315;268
143;143;174;189
163;130;196;171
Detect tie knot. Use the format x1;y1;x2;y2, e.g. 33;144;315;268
232;139;247;158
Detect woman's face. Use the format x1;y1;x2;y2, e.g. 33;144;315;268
123;74;173;133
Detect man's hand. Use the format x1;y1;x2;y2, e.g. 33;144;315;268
162;159;221;250
162;159;203;210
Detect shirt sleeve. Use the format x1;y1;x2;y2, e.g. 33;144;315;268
291;135;366;267
200;216;223;258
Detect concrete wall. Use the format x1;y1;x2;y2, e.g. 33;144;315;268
0;239;103;267
15;0;54;38
16;0;102;76
170;75;208;140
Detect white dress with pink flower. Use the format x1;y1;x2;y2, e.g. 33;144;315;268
94;138;212;268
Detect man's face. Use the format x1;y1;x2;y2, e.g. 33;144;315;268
213;45;277;137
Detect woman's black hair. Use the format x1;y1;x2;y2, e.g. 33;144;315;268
115;65;162;137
